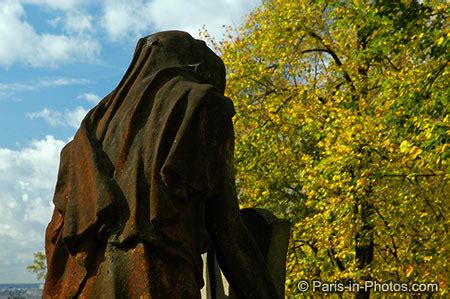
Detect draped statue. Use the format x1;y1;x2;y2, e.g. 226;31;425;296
44;31;277;298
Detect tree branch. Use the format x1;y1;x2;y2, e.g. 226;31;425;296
382;173;441;178
384;56;401;71
305;31;356;94
374;207;399;262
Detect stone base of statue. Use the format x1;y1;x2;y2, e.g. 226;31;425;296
201;208;291;299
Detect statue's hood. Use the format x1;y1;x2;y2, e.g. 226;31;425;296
117;30;226;94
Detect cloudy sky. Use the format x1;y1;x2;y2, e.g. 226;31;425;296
0;0;260;283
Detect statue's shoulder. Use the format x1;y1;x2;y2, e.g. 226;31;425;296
154;68;222;95
153;68;234;115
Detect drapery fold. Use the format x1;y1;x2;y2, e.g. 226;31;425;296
44;31;234;298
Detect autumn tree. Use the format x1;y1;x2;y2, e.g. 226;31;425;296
204;0;448;297
27;251;46;281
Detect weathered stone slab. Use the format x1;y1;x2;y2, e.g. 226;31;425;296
202;208;291;299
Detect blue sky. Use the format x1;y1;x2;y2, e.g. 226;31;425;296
0;0;260;283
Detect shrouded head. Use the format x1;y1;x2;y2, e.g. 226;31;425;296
130;31;226;94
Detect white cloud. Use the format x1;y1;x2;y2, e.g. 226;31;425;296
26;108;64;127
38;77;91;88
100;0;152;41
147;0;261;40
78;92;101;104
21;0;89;11
44;9;94;35
0;77;90;92
27;106;89;129
0;1;100;67
65;11;94;33
0;135;66;283
1;0;260;67
47;16;62;27
99;0;261;41
64;106;89;128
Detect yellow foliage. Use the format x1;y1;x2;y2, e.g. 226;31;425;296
203;0;449;296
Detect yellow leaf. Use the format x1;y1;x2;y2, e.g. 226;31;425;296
400;140;410;153
410;146;422;159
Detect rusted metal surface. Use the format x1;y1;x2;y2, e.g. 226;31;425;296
44;31;277;298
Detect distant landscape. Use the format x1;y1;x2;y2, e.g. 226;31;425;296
0;284;43;299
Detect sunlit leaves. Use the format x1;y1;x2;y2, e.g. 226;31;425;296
204;0;448;296
27;251;46;280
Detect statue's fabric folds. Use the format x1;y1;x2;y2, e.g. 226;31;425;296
44;32;234;298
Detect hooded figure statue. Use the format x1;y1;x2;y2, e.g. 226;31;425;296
43;31;277;299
